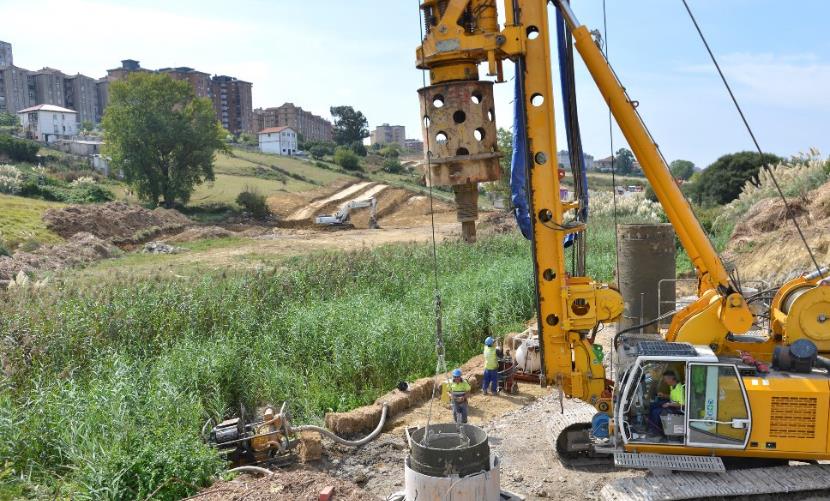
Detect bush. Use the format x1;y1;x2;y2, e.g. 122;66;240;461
310;145;328;160
383;158;403;174
0;135;39;163
349;141;367;157
0;240;9;257
0;164;22;194
334;147;361;171
236;187;270;219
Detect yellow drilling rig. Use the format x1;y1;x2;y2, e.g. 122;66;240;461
416;0;830;477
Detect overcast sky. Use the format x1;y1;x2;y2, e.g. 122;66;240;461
3;0;829;167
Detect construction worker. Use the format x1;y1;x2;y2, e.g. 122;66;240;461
449;368;471;424
482;336;499;395
648;369;685;435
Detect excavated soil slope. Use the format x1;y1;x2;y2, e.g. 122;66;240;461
0;233;121;282
43;202;191;243
273;181;454;229
725;182;830;284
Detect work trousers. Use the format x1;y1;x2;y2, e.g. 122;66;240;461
452;401;468;424
482;368;499;394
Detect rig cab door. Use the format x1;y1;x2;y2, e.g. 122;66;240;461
686;363;752;449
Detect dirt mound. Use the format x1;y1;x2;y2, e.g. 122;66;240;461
726;181;830;283
0;232;121;281
731;197;809;240
197;468;370;501
479;210;516;234
43;202;191;243
165;226;234;243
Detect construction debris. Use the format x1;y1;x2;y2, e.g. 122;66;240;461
195;469;370;501
0;232;121;284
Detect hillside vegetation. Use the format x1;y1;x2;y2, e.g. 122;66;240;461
0;235;534;500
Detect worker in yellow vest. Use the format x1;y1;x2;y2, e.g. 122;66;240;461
449;368;471;424
648;369;685;435
482;336;499;395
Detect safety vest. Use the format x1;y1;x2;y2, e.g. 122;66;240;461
483;346;498;370
449;380;471;395
670;383;685;405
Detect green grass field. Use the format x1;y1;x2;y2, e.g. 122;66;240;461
190;173;312;206
0;194;65;248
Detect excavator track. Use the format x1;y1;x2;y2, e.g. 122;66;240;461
601;463;830;500
547;402;613;467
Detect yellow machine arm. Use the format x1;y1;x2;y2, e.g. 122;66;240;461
416;0;827;411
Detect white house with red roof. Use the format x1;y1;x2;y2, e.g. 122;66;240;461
257;126;298;155
17;104;78;142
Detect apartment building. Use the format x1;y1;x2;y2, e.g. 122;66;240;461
211;75;252;135
158;66;212;98
370;124;406;147
30;68;67;106
0;65;32;114
0;41;12;68
64;74;98;125
253;103;332;142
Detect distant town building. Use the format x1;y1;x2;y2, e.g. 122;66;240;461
211;75;253;135
404;138;424;153
0;65;32;114
18;104;78;142
64;74;98;125
557;150;594;170
370;124;405;147
594;155;642;174
104;60;254;134
95;78;108;122
158;67;212;98
30;68;67;107
0;41;12;68
258;126;298;155
253;103;332;143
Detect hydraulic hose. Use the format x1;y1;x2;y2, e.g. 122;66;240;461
290;403;389;447
228;465;274;476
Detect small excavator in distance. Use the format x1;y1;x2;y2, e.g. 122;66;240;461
416;0;830;478
315;197;379;229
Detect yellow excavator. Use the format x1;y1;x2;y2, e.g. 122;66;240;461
416;0;830;477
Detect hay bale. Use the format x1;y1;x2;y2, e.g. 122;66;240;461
324;405;383;436
297;431;322;463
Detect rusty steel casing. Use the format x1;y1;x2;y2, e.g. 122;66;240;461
617;224;677;333
419;80;501;187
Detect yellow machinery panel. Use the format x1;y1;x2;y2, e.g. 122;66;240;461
744;376;830;454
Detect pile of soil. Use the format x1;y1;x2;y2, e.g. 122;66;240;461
730;197;809;240
43;202;191;244
165;226;234;243
0;233;121;282
725;181;830;284
195;468;370;501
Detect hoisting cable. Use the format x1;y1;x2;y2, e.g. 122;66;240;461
416;0;448;445
601;0;620;383
681;0;824;279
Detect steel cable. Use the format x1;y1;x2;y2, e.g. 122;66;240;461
681;0;824;279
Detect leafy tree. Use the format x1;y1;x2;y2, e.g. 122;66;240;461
239;132;258;146
330;106;369;146
371;142;383;152
690;151;782;205
350;141;367;157
615;148;635;175
0;112;20;127
334;146;361;171
669;159;696;180
102;73;227;208
481;127;513;206
80;120;95;134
